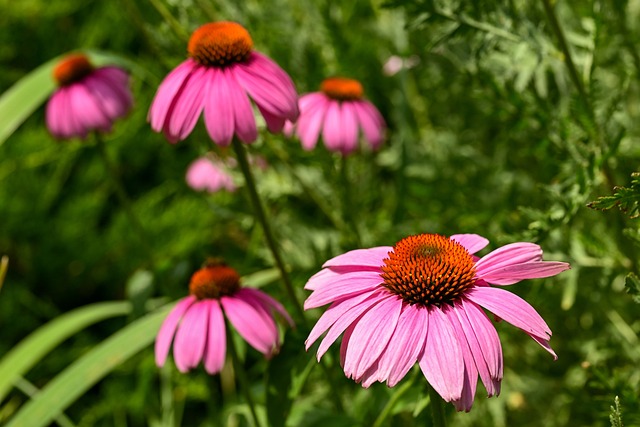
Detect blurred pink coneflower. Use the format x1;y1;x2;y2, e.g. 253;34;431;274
46;53;133;140
186;156;236;193
149;21;299;146
304;233;570;411
285;77;385;155
156;262;294;374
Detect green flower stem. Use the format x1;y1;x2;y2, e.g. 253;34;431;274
227;326;263;427
339;155;362;246
428;384;447;427
0;255;8;293
146;0;190;42
94;134;154;264
231;138;305;323
371;376;415;427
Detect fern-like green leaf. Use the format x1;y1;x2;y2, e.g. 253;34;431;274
588;173;640;218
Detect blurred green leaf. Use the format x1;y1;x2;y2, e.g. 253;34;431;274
0;256;7;293
0;300;131;403
4;304;171;427
624;273;640;305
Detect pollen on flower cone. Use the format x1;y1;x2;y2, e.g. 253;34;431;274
188;22;253;66
53;54;94;86
320;77;364;100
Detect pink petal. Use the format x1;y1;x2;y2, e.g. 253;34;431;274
303;270;384;309
352;100;385;149
148;59;197;132
88;67;133;118
450;234;490;255
479;261;571;285
447;309;478;412
154;296;197;367
339;322;356;368
418;306;464;402
257;104;287;133
46;89;68;138
221;293;278;355
339;102;359;155
68;83;110;134
323;246;393;269
305;289;380;350
343;296;403;380
455;298;502;395
173;300;209;372
225;68;257;143
317;291;389;360
375;303;429;387
234;53;298;121
164;66;207;142
204;299;226;374
204;68;235;146
322;100;342;152
475;243;542;277
296;94;329;150
240;288;294;326
466;286;556;358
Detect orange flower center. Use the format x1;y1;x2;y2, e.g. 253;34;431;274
53;54;94;86
189;263;241;300
320;77;364;100
188;22;253;66
381;234;477;307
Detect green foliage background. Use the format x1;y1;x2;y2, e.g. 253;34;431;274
1;0;639;426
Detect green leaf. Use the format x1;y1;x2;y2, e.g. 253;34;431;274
587;172;640;218
609;396;624;427
624;273;640;305
0;50;134;146
0;300;131;404
4;304;171;427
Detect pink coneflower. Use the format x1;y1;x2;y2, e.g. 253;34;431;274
149;21;299;146
46;53;133;140
284;77;385;155
155;262;294;374
186;156;236;193
304;233;570;411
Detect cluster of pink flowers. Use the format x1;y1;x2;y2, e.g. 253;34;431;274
39;20;571;414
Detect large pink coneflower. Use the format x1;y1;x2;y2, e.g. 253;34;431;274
304;233;570;411
156;262;294;374
149;21;299;146
186;156;236;193
46;53;133;140
284;77;385;155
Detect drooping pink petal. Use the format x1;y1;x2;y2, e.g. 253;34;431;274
479;261;571;285
343;296;403;380
296;94;329;150
304;268;341;291
95;66;129;88
221;294;278;355
88;67;133;117
240;288;294;326
257;104;286;133
45;89;67;139
186;157;236;193
466;286;556;358
303;270;384;309
234;53;298;121
204;68;235;146
164;65;207;142
339;102;359;155
375;303;429;387
352;100;385;149
322;101;342;152
148;59;197;132
204;299;226;374
155;296;197;367
418;306;464;402
455;298;502;395
225;68;257;143
322;246;392;269
450;234;490;255
68;83;111;134
173;300;209;372
447;309;479;412
317;291;389;360
339;322;356;368
306;289;380;350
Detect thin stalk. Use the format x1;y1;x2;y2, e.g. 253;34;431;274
146;0;190;42
15;377;76;427
94;134;154;264
231;138;305;323
371;377;415;427
428;384;447;427
339;156;362;246
0;255;8;293
227;329;263;427
540;0;592;118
